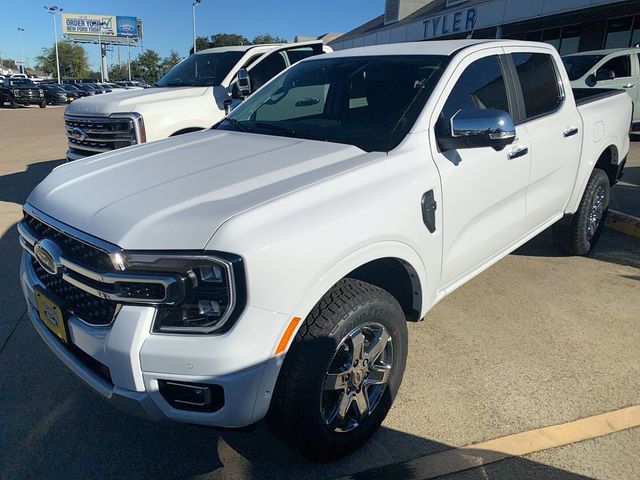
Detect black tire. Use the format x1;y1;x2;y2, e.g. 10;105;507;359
39;100;47;109
553;168;610;256
10;100;18;109
267;278;408;462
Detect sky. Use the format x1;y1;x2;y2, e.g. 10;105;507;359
0;0;385;72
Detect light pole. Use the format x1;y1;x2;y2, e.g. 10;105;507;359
192;0;202;54
17;27;24;73
126;34;132;80
44;6;62;83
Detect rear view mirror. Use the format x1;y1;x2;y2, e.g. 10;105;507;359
236;68;252;98
438;109;516;151
594;69;615;82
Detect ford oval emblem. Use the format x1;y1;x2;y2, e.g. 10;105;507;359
71;127;86;141
33;239;63;276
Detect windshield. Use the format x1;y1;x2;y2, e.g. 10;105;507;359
219;55;447;152
9;79;37;87
562;55;606;80
156;51;244;87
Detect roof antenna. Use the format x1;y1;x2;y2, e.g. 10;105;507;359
466;14;478;39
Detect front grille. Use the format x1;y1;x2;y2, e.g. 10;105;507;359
32;258;117;326
65;114;140;157
24;214;113;271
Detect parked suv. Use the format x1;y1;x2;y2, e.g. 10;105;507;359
64;41;331;160
563;47;640;128
1;78;46;108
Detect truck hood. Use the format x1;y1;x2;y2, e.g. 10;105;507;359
64;86;209;115
27;130;381;250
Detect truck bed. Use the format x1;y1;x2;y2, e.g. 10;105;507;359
573;88;625;107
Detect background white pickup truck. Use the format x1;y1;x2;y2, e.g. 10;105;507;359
20;40;630;461
63;41;330;161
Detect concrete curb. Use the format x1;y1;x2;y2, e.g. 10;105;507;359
606;210;640;239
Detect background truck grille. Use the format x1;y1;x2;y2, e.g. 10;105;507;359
65;115;141;157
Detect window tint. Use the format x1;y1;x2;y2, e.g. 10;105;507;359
249;52;287;91
513;53;562;120
600;55;631;78
222;55;447;152
285;46;319;65
562;54;605;81
439;55;509;135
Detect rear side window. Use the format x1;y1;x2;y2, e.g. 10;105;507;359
439;55;510;135
250;52;287;91
600;55;631;78
512;53;563;120
285;46;320;65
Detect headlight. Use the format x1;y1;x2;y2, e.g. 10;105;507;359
39;89;44;95
123;252;246;334
13;89;21;96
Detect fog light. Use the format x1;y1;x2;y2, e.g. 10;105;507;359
158;380;225;412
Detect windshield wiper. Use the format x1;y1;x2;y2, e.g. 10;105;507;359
252;122;328;142
223;118;251;133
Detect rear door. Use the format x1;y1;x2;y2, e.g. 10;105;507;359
504;47;582;229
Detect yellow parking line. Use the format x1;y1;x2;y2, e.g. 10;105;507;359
340;405;640;480
607;210;640;239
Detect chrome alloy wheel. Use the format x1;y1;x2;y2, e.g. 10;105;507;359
321;322;393;433
587;184;607;239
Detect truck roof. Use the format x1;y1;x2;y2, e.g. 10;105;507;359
195;40;324;55
326;39;553;58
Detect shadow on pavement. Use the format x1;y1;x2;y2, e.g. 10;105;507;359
0;324;596;480
513;227;640;270
0;160;64;325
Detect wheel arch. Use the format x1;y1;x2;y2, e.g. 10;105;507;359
594;144;619;186
290;242;428;330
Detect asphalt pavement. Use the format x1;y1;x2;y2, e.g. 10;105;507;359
0;107;639;480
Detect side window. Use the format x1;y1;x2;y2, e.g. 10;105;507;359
284;46;319;65
599;55;631;78
512;53;563;120
439;55;510;135
249;52;287;91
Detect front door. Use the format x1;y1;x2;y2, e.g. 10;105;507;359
429;50;531;289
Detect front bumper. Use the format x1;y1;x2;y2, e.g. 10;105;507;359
21;252;290;427
15;96;44;105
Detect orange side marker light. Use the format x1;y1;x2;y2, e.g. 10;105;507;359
275;317;301;355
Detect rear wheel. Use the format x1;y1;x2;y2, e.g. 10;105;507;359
267;278;408;462
553;168;610;255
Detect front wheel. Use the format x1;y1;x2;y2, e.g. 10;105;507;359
553;168;610;255
39;100;47;109
267;278;408;462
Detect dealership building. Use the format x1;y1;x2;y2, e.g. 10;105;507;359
331;0;640;54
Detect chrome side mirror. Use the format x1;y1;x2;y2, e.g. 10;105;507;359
439;109;516;151
236;68;252;98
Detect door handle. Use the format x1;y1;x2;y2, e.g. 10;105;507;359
508;146;529;160
563;127;579;138
623;84;635;89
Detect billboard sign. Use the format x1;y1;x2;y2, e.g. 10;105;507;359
62;13;117;36
116;16;138;37
62;13;142;42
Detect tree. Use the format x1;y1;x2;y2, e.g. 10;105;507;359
253;34;288;44
160;50;182;75
131;49;162;83
189;33;251;54
108;63;129;81
36;41;89;79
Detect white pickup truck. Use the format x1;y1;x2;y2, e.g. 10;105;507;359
20;40;630;460
63;41;330;161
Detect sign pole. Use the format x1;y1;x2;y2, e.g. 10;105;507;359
127;35;131;81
